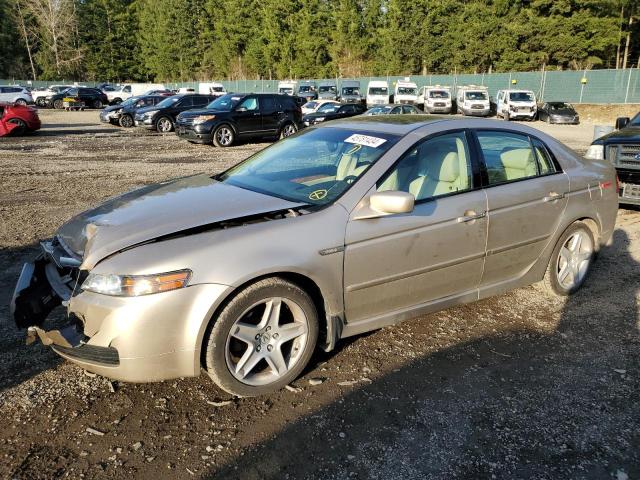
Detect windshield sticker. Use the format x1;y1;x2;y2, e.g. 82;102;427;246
309;189;328;201
345;134;387;148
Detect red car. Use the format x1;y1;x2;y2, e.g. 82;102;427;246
0;102;41;136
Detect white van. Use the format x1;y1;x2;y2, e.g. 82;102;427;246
456;85;491;117
278;81;297;96
417;85;452;114
496;89;537;121
199;82;226;98
394;79;418;104
366;80;390;107
107;83;165;104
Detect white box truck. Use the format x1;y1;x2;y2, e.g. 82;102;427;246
106;83;165;104
366;80;390;107
456;85;491;117
394;79;418;104
278;81;297;96
417;85;452;114
496;89;537;121
199;82;227;98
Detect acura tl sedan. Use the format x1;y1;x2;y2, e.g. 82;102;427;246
11;116;617;396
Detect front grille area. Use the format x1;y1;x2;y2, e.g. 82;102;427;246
608;144;640;169
177;117;195;126
471;104;485;109
434;102;446;107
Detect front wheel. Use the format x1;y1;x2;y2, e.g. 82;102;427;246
156;116;173;133
119;114;133;128
539;222;595;296
204;278;319;397
7;118;27;135
53;99;64;110
213;124;235;147
15;99;27;106
279;122;297;139
93;99;103;109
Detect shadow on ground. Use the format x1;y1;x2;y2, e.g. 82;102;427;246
207;229;640;480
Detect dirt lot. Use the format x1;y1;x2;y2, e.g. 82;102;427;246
0;109;639;479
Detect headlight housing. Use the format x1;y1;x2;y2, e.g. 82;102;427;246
193;114;216;124
314;117;325;122
144;110;159;118
584;144;604;160
82;270;191;297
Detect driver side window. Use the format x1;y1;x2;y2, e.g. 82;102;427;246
378;131;473;201
239;97;258;111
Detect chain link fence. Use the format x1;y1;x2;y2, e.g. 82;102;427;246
2;68;639;104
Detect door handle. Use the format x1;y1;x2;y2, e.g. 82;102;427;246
457;210;486;223
543;192;565;202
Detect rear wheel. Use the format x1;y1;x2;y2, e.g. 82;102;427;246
119;114;133;128
156;116;173;133
503;111;510;121
539;222;595;296
35;98;46;107
93;99;103;109
279;122;297;139
213;124;235;147
53;99;63;109
7;118;26;135
14;99;27;106
204;278;319;396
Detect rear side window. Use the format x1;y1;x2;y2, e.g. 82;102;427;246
532;138;558;175
476;131;538;184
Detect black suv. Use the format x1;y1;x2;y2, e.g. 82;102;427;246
134;94;215;132
99;95;167;127
50;87;109;109
588;112;640;205
175;93;302;147
302;102;366;126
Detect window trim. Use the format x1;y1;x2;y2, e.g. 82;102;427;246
471;128;564;189
375;128;484;205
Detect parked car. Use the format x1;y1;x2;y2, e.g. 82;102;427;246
340;80;363;104
134;94;214;132
32;85;73;107
394;79;418;104
0;86;33;106
496;89;537;121
278;81;297;95
586;112;640;205
364;104;420;116
0;102;41;136
100;95;166;127
175;93;302;146
366;80;390;107
198;82;227;98
318;81;338;100
142;89;174;97
302;102;366;126
417;85;452;114
538;102;579;124
12;117;617;397
297;81;317;102
107;83;166;105
456;85;491;117
49;87;108;109
301;100;340;115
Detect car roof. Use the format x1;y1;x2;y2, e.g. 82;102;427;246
318;115;446;134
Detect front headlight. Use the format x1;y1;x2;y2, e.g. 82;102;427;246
193;114;216;124
144;110;159;118
314;117;325;122
584;145;604;160
82;270;191;297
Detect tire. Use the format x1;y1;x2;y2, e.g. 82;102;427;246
119;114;133;128
538;221;595;296
112;98;122;105
279;122;297;139
212;124;235;147
204;277;319;397
156;116;173;133
7;118;26;135
15;98;27;106
503;111;510;121
53;99;64;110
93;99;103;109
35;98;45;107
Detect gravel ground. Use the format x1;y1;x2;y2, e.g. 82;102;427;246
0;109;639;479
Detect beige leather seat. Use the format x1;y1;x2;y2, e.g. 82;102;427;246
409;151;462;199
499;148;537;180
336;153;369;180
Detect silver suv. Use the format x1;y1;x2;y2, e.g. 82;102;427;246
0;86;33;105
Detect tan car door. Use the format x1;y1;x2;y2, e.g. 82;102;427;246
474;130;569;287
343;130;488;327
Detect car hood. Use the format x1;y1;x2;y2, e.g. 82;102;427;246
596;126;640;143
178;108;228;118
548;108;576;116
136;105;165;115
102;104;124;114
56;174;303;269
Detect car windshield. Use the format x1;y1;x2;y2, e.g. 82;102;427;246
369;87;388;95
629;113;640;126
303;101;318;110
367;106;391;115
206;94;242;110
317;103;340;113
319;86;337;93
510;92;534;102
299;86;313;93
156;96;181;108
429;90;449;98
397;87;416;95
211;87;224;92
121;96;140;107
342;87;359;96
465;91;487;100
279;87;294;94
217;128;398;206
64;88;78;96
549;102;572;110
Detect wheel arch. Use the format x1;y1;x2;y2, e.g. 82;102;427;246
197;271;335;371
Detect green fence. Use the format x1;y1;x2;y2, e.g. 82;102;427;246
3;68;639;103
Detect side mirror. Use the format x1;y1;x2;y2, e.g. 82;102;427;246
353;191;415;220
615;117;630;130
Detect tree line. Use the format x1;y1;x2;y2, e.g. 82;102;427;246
1;0;638;82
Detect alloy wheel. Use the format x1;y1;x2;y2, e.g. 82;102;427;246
282;123;297;137
225;297;309;386
216;126;233;146
157;117;172;132
556;229;593;290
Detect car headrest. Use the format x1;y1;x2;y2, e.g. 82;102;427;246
500;148;534;170
426;152;460;182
